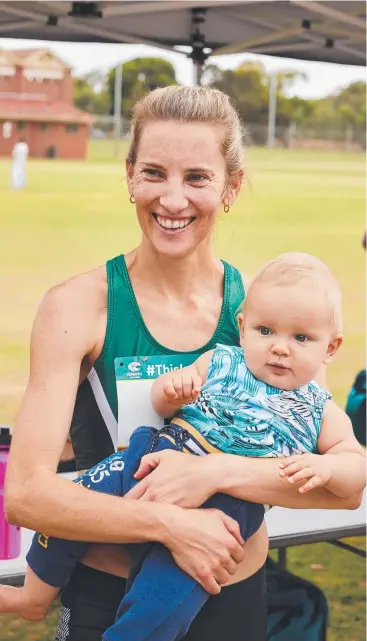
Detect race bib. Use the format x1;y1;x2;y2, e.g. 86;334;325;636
115;354;198;448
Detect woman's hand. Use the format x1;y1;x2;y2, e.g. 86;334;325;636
126;450;218;507
162;505;245;594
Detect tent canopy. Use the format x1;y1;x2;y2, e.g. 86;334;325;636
0;0;365;68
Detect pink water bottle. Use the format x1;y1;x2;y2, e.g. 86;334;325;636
0;426;21;560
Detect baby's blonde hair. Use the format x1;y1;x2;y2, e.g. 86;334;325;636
246;252;343;334
128;85;245;176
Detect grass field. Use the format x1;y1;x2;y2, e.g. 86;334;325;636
0;144;365;640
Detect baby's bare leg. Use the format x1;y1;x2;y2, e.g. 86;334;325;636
0;565;59;622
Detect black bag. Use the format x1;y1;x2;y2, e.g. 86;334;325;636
266;558;328;641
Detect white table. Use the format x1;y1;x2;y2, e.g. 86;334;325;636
1;493;365;586
266;494;366;548
265;494;366;568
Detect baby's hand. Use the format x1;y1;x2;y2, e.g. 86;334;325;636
163;372;202;406
279;453;331;493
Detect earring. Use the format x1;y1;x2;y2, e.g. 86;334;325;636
129;194;135;204
223;202;230;213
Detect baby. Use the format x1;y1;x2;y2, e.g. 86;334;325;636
1;252;364;641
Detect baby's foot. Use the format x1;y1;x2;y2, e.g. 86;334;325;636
0;584;47;621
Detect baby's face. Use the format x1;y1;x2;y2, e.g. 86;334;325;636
239;282;339;390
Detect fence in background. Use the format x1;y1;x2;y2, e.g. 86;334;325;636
88;115;366;161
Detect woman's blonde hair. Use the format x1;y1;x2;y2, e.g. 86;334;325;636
128;85;244;176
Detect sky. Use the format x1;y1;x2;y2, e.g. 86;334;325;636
1;37;366;98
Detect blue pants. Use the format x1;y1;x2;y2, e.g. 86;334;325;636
27;425;264;641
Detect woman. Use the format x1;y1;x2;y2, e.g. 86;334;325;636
6;86;362;641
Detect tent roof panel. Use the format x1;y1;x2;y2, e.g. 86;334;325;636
0;1;364;66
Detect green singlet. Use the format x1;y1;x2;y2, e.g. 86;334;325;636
70;255;245;470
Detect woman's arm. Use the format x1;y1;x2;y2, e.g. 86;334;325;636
5;279;167;542
215;454;363;509
5;280;245;593
130;448;363;510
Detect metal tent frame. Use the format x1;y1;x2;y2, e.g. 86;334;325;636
0;1;365;84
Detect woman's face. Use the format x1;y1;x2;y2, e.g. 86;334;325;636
127;120;241;258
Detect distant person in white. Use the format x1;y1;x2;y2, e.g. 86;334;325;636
11;139;29;190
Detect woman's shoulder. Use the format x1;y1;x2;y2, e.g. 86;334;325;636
27;266;108;375
35;265;108;349
45;265;107;315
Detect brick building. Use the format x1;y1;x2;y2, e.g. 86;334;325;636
0;48;93;159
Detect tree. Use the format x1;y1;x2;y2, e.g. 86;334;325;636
302;81;366;139
204;63;309;129
108;58;177;118
275;70;308;95
203;60;366;146
73;73;110;115
274;70;310;126
204;62;307;143
205;62;269;122
334;81;366;128
286;96;315;125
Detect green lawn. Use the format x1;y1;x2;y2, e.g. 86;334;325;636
0;145;365;639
